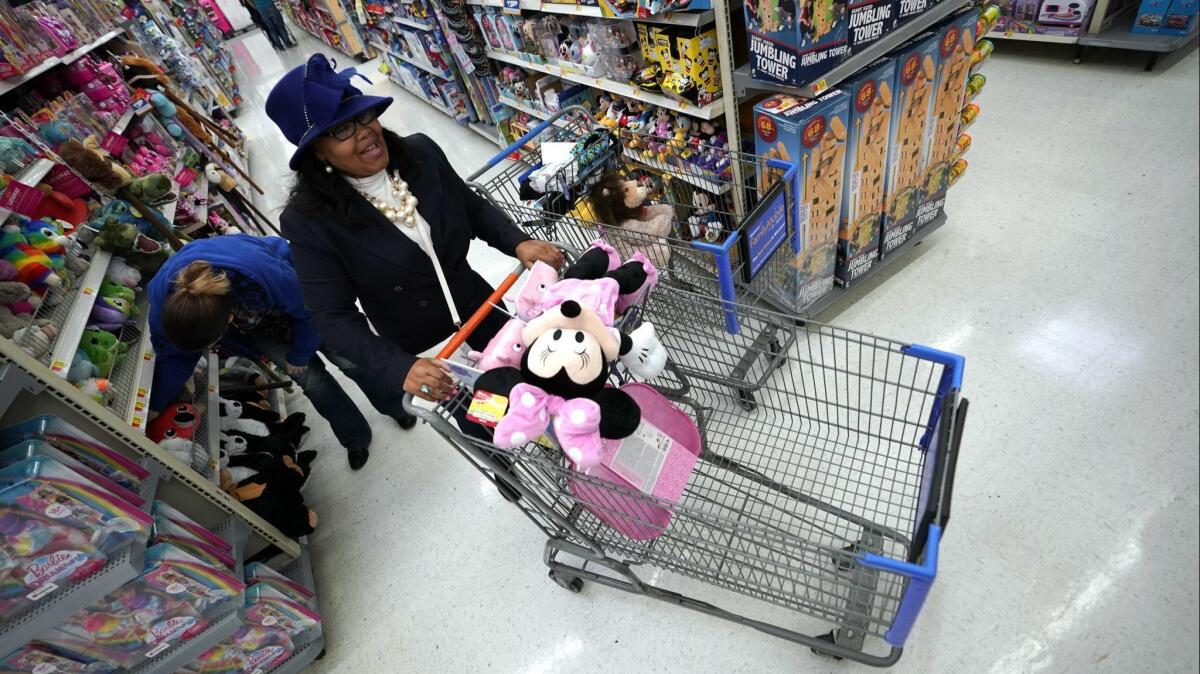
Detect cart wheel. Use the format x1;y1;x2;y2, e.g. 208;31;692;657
768;338;783;357
549;570;584;593
737;390;757;412
811;631;844;660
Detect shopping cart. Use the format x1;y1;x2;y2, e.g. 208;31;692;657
465;106;799;327
406;280;968;667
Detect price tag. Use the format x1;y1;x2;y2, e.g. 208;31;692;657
0;180;45;217
145;642;172;658
502;0;520;13
812;79;829;94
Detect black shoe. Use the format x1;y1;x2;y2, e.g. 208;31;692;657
395;412;417;430
347;446;369;470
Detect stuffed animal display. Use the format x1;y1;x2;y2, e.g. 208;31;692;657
473;241;668;470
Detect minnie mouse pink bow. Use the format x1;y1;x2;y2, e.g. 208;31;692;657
493;383;603;470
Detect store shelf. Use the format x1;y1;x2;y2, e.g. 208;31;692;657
127;518;247;674
622;147;733;194
0;25;130;95
487;49;725;119
0;342;301;559
987;29;1080;43
464;0;713;26
393;14;436;30
0;468;157;655
1078;13;1199;50
373;39;455;79
469;121;504;147
44;250;113;379
386;72;461;118
733;0;970;98
206;352;220;483
122;322;156;432
800;212;947;318
112;108;136;136
0;158;56;223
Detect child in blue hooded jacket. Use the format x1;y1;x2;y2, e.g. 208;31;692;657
148;235;413;470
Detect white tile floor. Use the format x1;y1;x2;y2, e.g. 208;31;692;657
222;27;1199;673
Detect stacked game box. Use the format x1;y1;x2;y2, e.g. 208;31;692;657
918;8;980;225
836;57;895;286
753;90;851;309
744;0;850;87
849;0;897;55
880;31;938;256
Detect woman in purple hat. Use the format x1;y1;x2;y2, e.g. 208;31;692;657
266;55;562;474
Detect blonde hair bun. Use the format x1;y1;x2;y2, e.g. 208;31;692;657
175;260;231;297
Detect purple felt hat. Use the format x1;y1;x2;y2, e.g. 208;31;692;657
265;54;394;170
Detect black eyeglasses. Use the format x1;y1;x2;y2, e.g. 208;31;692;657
325;108;381;141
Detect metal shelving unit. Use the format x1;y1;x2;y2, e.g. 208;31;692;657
1077;13;1199;68
486;48;726;119
987;29;1081;43
465;0;714;27
0;344;301;559
468;121;503;147
39;250;113;379
372;39;455;79
0;24;130;96
392;14;436;30
127;518;248;674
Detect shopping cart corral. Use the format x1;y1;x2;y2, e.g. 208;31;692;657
406;275;967;665
466;107;799;314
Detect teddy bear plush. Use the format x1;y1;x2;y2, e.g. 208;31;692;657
57;139;129;192
587;171;675;271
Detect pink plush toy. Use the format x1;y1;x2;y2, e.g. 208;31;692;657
467;318;527;371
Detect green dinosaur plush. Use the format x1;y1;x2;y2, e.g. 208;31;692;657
79;328;128;375
127;245;173;278
94;217;139;253
127;173;173;203
99;280;137;306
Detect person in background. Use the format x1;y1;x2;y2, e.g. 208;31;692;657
250;0;295;50
147;235;414;470
264;55;563;494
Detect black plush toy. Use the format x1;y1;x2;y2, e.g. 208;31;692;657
232;454;317;538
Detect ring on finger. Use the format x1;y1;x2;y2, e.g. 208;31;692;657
420;384;431;395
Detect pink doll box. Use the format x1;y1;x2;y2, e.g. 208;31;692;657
152;500;233;553
0;415;150;492
1;440;143;508
568;382;700;540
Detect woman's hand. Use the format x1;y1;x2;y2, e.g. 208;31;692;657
404;358;455;402
515;240;564;270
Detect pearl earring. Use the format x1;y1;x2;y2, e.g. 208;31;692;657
324;164;333;174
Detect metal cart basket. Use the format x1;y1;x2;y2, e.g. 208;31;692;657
466;107;799;320
406;283;967;667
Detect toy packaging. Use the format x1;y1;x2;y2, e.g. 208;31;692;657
895;0;939;26
195;584;321;674
153;500;233;553
152;516;237;570
1162;0;1198;32
744;0;850;88
753;90;850;308
0;643;96;674
848;0;897;55
836;58;894;286
0;415;150;492
1;440;143;509
667;28;721;105
0;456;153;618
919;9;979;225
244;562;314;605
880;32;938;256
38;544;243;669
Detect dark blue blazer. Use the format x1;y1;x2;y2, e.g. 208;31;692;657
280;133;529;389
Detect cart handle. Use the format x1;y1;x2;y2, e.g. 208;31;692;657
467;105;595;180
437;262;526;360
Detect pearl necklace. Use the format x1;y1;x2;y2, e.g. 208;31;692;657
354;172;419;227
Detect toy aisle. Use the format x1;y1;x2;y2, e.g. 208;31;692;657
2;0;1197;669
